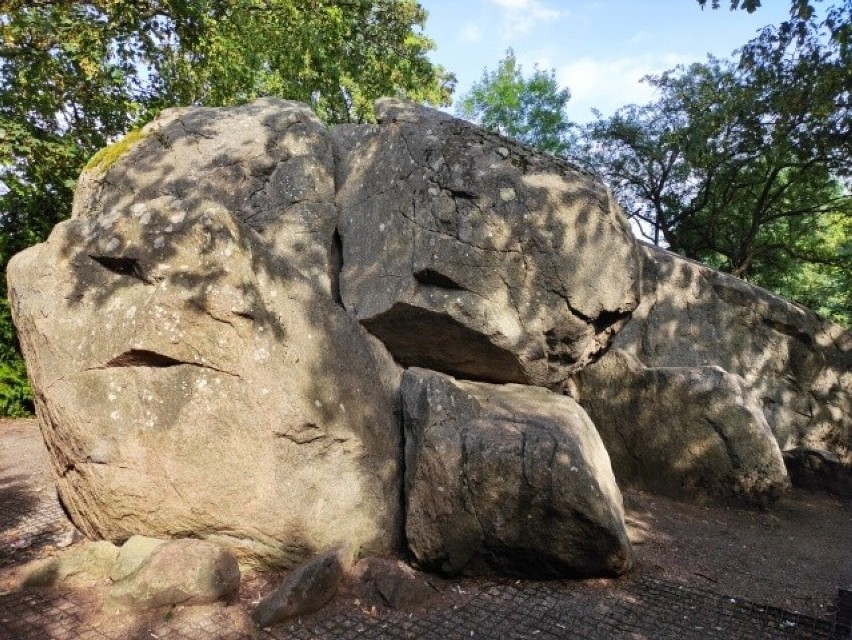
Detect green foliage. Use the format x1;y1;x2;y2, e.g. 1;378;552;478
751;213;852;327
456;49;572;155
144;0;455;122
578;4;851;325
0;299;31;417
0;0;454;415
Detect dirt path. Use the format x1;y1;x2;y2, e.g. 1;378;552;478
624;487;852;617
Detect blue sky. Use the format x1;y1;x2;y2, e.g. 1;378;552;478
419;0;791;123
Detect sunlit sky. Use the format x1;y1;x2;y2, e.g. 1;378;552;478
419;0;791;123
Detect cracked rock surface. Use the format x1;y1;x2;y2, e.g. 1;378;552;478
7;100;401;568
334;99;640;387
9;96;850;587
401;367;633;578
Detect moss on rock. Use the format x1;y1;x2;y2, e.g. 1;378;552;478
84;128;147;173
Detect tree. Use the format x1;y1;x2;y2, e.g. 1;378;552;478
456;49;572;154
696;0;851;66
698;0;810;14
579;7;851;323
0;0;454;415
752;211;852;326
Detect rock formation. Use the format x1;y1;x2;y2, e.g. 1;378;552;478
8;100;402;567
253;548;349;627
573;350;788;504
571;244;850;501
7;98;851;581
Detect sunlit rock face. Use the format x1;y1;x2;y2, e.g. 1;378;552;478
571;244;851;501
7;100;402;567
334;99;641;388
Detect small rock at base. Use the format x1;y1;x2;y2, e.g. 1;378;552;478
110;535;167;582
253;548;349;627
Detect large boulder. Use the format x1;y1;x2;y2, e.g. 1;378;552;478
334;99;640;388
597;244;851;482
402;368;633;578
572;350;789;505
7;100;402;567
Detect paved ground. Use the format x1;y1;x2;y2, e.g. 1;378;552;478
1;419;850;640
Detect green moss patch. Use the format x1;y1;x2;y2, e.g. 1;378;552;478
84;128;147;173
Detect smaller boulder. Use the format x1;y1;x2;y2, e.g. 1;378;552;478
402;368;633;578
108;539;239;610
22;540;119;587
349;557;442;610
110;535;167;582
253;548;349;627
783;448;852;497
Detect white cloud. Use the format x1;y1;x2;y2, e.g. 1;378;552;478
460;24;483;43
557;53;695;123
487;0;564;35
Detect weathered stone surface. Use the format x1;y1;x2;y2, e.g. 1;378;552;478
335;99;640;387
783;448;852;497
7;101;401;568
13;95;850;585
587;243;851;488
110;535;167;582
402;368;633;578
74;98;339;293
108;539;240;610
253;548;348;627
572;350;789;505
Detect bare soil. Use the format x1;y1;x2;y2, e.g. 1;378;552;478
623;487;852;618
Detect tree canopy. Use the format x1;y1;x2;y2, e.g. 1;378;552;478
0;0;454;415
456;49;572;155
0;0;453;265
578;3;850;324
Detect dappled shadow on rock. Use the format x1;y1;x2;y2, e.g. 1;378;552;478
334;99;641;390
6;95;850;640
6;99;402;569
571;242;852;502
